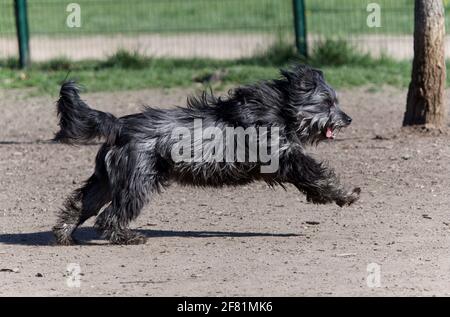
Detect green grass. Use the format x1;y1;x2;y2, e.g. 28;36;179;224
1;0;448;36
0;0;293;35
0;41;415;95
0;55;283;95
0;58;413;95
306;0;415;35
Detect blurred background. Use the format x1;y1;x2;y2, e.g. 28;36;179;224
1;0;449;93
0;0;423;62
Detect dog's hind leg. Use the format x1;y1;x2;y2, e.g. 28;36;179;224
93;175;157;245
94;203;148;245
94;149;166;245
53;146;112;245
52;173;111;245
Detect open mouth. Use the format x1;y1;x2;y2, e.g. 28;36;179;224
325;127;336;139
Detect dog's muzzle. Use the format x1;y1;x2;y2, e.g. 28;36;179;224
325;111;352;139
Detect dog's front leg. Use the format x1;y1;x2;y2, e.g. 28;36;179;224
280;151;360;207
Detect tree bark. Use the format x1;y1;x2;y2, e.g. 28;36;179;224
404;0;446;129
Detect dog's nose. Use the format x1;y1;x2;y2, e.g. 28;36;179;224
342;113;352;125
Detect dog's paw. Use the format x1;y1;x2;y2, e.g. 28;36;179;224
53;233;79;246
109;230;148;245
53;224;79;246
336;187;361;207
306;193;332;205
123;232;148;245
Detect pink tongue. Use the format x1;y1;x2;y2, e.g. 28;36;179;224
326;128;333;138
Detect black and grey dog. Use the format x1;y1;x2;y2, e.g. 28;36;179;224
53;64;360;245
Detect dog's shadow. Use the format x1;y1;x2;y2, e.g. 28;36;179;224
0;227;302;246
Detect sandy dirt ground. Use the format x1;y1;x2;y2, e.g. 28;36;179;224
3;34;450;61
0;85;449;296
0;33;276;61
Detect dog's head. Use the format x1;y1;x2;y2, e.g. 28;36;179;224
281;65;352;144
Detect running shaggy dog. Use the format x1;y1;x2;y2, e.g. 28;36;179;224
52;64;360;245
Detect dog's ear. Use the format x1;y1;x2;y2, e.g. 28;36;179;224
280;64;317;91
280;64;308;81
313;68;324;79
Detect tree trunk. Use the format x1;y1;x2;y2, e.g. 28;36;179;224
404;0;446;129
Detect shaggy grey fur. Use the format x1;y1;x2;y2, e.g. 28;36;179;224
52;64;360;245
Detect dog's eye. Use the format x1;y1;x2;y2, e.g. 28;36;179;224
330;98;339;108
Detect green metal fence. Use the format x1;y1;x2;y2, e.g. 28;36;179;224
0;0;446;66
305;0;418;60
1;0;298;65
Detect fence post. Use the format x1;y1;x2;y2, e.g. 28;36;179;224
14;0;30;68
292;0;308;57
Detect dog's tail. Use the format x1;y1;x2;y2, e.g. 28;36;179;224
54;81;119;144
